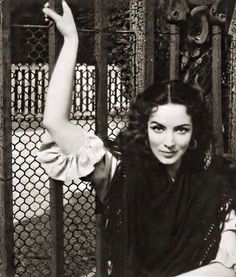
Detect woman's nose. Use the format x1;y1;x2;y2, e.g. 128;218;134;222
164;132;175;148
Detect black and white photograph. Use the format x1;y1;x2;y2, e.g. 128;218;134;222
1;0;236;276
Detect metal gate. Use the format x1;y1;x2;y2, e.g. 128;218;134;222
2;0;140;276
0;0;236;276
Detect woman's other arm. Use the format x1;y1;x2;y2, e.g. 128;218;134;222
175;263;235;277
175;225;236;277
42;1;87;155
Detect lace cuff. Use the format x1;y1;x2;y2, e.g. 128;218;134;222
37;130;106;182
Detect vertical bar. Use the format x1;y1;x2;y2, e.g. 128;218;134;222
49;180;64;277
228;5;236;158
11;66;16;115
145;0;155;87
95;213;107;277
95;0;108;137
130;0;155;93
95;1;108;276
48;0;64;276
169;24;180;80
21;70;25;114
0;0;14;276
212;25;224;155
17;70;22;114
35;69;39;115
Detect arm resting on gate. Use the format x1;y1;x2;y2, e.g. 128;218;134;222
42;2;87;156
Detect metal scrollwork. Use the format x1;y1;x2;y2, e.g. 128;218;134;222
167;0;227;45
167;0;189;23
188;0;215;5
187;5;209;45
209;0;226;24
166;0;228;83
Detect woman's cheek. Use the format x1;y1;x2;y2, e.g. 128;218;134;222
176;133;192;149
148;133;163;147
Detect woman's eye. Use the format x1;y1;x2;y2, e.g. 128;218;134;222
176;128;189;134
151;125;164;132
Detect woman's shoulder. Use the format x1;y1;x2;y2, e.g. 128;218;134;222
205;155;236;183
197;155;236;202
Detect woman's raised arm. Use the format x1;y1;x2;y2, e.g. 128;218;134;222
42;1;87;155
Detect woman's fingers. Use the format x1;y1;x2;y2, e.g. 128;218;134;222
44;2;49;8
42;0;77;39
62;1;71;14
43;7;60;22
43;1;71;23
43;2;61;23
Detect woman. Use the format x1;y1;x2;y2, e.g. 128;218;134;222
39;2;236;276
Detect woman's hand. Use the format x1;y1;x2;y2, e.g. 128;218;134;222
42;1;78;41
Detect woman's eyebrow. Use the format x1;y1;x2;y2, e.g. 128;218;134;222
174;124;191;128
149;121;192;127
149;121;165;127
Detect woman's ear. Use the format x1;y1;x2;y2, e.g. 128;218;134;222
189;139;197;150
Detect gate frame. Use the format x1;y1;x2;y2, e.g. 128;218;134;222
0;0;14;276
48;0;65;276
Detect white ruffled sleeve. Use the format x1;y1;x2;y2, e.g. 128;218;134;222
210;210;236;271
37;130;106;182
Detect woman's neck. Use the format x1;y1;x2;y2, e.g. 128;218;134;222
166;159;182;180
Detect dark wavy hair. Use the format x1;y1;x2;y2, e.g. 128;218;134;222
114;79;213;169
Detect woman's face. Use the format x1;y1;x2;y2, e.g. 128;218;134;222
147;103;193;171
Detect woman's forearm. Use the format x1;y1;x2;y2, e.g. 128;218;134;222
175;263;235;277
43;36;78;130
42;2;87;155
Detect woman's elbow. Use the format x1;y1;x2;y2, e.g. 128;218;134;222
42;117;66;133
42;118;55;132
227;269;236;277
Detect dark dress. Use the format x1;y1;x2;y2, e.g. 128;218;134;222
103;151;235;277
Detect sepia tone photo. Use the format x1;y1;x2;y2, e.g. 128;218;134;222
0;0;236;276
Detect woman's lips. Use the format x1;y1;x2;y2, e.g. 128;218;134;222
160;150;177;157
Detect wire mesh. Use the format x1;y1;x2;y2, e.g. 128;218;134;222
63;5;135;275
107;31;136;140
64;42;96;275
10;1;136;276
11;25;51;277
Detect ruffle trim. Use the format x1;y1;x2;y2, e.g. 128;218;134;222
37;130;106;182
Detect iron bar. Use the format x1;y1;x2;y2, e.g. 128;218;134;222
49;179;64;277
0;0;14;276
48;0;64;276
212;25;224;155
227;4;236;158
11;24;49;28
144;0;155;87
95;213;107;277
169;24;180;80
95;0;108;276
130;0;155;93
95;0;108;138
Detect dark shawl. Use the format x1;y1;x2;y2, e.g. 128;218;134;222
104;151;235;277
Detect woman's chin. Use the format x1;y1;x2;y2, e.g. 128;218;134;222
155;155;181;167
159;159;178;165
